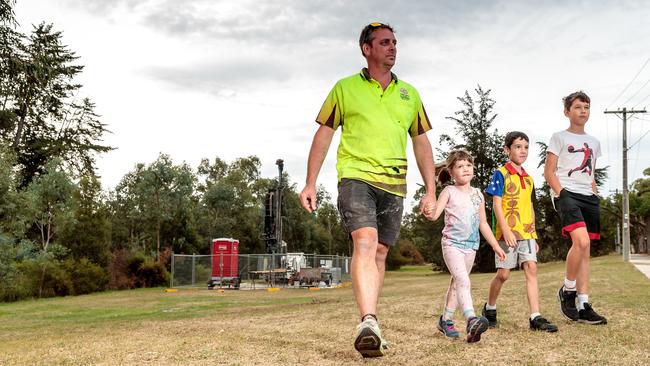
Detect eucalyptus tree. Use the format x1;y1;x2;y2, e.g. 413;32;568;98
0;22;111;185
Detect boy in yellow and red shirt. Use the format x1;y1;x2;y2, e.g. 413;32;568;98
483;131;558;332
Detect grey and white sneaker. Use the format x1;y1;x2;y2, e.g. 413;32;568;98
354;318;387;358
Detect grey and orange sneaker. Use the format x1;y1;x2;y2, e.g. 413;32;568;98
354;317;387;358
466;316;489;343
437;315;460;339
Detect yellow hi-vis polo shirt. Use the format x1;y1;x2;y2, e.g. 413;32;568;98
315;68;432;197
485;162;538;240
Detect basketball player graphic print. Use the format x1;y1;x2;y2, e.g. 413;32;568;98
567;143;593;177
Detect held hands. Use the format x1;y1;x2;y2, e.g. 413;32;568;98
420;193;436;221
299;185;317;213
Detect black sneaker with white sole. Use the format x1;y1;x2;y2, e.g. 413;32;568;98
578;303;607;325
481;303;498;328
529;315;558;332
557;286;578;321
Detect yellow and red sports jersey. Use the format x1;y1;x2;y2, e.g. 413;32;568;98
485;162;537;240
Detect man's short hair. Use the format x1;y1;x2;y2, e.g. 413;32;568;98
505;131;529;148
563;91;590;111
359;22;394;55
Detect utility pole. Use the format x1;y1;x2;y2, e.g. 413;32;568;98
604;107;646;261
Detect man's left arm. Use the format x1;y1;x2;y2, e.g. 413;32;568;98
412;133;436;220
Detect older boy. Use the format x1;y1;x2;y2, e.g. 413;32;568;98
483;132;558;332
544;91;607;325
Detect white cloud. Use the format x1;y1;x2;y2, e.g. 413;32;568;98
14;0;650;211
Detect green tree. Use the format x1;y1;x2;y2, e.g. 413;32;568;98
57;171;111;266
314;186;349;255
21;159;75;297
0;145;26;238
22;159;75;254
0;0;15;25
109;164;148;251
196;156;265;254
110;154;199;259
0;22;112;185
440;85;506;190
629;167;650;252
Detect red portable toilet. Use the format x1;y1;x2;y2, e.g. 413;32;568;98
209;238;240;289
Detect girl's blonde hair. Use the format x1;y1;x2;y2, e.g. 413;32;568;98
437;149;474;185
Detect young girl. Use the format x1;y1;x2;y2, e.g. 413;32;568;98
429;149;506;343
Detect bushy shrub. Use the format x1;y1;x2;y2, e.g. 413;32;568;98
135;259;168;287
16;259;73;298
107;250;169;289
62;258;109;295
107;249;135;289
0;258;31;302
386;246;410;271
397;239;425;265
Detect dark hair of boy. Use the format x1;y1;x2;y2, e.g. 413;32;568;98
504;131;529;148
562;91;590;111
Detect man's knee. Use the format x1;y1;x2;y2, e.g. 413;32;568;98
352;228;379;256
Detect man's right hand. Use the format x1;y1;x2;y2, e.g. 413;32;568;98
299;185;317;213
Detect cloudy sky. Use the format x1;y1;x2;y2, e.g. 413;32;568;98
15;0;650;209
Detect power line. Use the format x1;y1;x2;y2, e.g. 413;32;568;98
624;78;650;105
609;57;650;109
633;90;650;109
628;129;650;150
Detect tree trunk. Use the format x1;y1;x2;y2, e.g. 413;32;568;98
12;94;29;150
38;265;46;298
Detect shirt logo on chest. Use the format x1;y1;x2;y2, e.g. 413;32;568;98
399;87;410;101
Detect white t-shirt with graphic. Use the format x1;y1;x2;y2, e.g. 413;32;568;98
547;130;601;196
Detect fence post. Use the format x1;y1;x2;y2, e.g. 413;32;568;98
191;253;196;286
170;252;175;288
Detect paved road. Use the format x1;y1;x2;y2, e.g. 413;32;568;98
630;253;650;280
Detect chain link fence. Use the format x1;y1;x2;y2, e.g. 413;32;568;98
171;253;351;290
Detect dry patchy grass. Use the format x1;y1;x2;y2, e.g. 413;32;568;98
1;254;649;365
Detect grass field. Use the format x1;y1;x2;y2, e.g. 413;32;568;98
1;254;649;365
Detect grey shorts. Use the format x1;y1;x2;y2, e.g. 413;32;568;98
495;239;537;269
337;179;404;246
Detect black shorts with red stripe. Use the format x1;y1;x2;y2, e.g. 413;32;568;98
553;189;601;240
